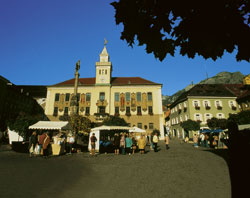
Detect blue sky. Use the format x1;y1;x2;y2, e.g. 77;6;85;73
0;0;249;96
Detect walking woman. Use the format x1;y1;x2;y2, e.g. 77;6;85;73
138;135;146;154
120;133;126;155
113;133;120;155
43;132;50;158
125;133;133;155
29;132;37;157
165;134;170;150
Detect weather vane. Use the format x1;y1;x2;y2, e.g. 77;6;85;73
104;38;108;46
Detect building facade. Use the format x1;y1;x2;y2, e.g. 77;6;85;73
45;45;164;137
169;84;239;139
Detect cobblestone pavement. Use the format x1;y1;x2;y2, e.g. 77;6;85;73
0;139;231;198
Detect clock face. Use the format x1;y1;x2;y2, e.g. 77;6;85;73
100;76;106;82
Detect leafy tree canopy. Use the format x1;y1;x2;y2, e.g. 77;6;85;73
228;110;250;125
102;116;129;126
69;115;92;134
207;117;228;129
180;119;200;131
7;112;46;139
111;0;250;62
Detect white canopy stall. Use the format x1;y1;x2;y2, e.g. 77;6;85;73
29;121;72;155
29;121;72;131
129;127;146;140
88;125;131;152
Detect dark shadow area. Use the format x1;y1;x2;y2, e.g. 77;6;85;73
204;128;250;198
0;152;95;198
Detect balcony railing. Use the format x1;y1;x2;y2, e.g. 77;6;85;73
205;106;211;110
195;106;200;110
217;106;222;110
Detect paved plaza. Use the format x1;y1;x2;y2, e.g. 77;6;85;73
0;139;231;198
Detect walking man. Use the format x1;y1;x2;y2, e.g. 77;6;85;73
153;133;159;152
165;134;170;150
90;133;97;156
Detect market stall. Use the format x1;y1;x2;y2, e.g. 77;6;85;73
129;127;146;139
88;125;131;152
29;121;72;155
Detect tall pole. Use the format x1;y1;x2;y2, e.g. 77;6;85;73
70;60;80;115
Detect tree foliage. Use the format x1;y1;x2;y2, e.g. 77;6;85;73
70;115;92;134
7;112;46;139
180;119;200;131
207;117;228;129
102;116;129;126
228;110;250;125
111;0;250;62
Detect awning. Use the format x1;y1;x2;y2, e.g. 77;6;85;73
238;124;250;130
129;127;146;133
91;125;131;131
29;121;72;130
200;129;223;133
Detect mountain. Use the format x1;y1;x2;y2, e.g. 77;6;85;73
162;71;245;105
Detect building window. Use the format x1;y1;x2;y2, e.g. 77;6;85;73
115;107;119;115
180;116;183;122
98;106;106;114
195;114;202;121
217;113;224;119
204;100;210;109
99;92;105;101
137;106;142;115
85;107;90;115
147;92;152;101
125;92;130;101
137;123;142;129
136;92;141;101
185;115;189;121
115;92;120;102
105;69;107;75
149;123;154;130
55;93;60;102
205;113;212;122
194;100;200;110
65;93;70;101
176;117;179;124
86;93;91;102
126;106;131;116
53;107;58;116
64;107;69;115
99;70;101;75
215;100;222;109
148;106;153;115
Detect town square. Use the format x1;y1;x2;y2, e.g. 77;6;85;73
1;1;250;198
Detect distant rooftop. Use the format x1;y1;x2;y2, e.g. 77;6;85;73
51;77;161;87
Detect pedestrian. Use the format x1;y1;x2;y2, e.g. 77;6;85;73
152;133;159;152
138;135;146;154
165;134;170;150
125;133;133;155
43;132;50;158
90;133;97;156
67;133;75;154
205;133;209;148
38;132;46;155
200;133;205;147
29;131;37;157
193;134;198;148
131;134;137;154
113;133;120;155
120;133;126;155
150;134;154;150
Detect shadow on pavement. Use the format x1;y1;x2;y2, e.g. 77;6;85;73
204;148;250;198
0;153;95;198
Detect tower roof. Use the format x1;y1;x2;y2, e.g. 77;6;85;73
99;45;110;62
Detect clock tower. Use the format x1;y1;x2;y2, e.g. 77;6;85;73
95;40;112;85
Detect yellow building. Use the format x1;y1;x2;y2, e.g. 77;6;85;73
45;44;164;137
